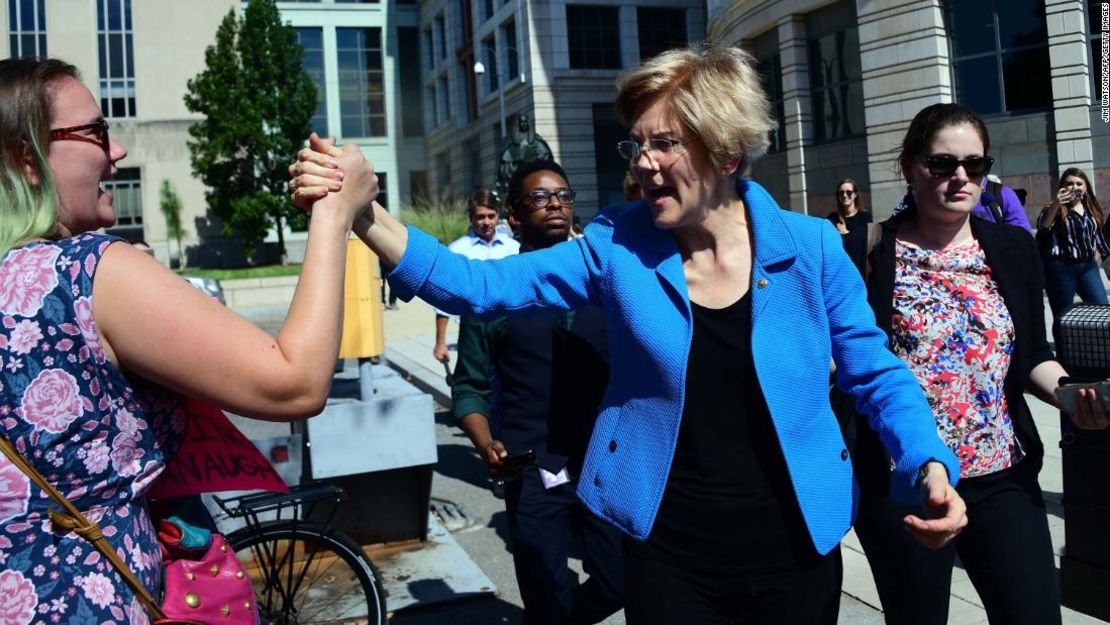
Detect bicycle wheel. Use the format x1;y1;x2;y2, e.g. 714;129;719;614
226;522;387;625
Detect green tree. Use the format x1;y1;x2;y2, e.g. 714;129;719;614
183;0;315;262
159;179;185;268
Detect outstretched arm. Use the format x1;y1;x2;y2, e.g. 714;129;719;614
94;142;377;421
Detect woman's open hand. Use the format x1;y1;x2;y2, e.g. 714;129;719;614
903;461;968;550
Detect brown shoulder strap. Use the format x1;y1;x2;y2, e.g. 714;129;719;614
0;436;166;620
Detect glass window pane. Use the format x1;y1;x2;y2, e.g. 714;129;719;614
125;33;134;76
637;7;687;61
19;0;34;30
20;34;35;56
1002;47;1051;111
37;34;45;56
997;0;1046;49
108;0;121;31
566;5;621;69
946;0;996;57
953;55;1002;114
8;35;17;58
124;0;131;30
109;33;123;77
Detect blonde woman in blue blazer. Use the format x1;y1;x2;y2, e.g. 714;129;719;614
290;44;967;624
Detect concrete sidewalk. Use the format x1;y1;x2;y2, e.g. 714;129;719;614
378;296;1108;625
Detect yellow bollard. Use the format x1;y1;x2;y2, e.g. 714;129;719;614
339;237;385;359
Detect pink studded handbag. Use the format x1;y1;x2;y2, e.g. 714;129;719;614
158;517;259;625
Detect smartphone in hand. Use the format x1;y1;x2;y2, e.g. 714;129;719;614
500;449;537;473
1055;379;1110;414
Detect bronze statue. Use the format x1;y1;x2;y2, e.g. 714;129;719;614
495;113;553;201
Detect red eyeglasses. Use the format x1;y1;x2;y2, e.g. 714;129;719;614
49;119;111;158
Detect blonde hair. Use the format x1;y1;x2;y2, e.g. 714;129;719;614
616;43;773;175
0;58;77;256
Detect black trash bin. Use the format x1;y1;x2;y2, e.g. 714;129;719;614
1056;304;1110;621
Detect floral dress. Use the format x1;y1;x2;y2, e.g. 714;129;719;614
0;234;185;625
891;238;1023;478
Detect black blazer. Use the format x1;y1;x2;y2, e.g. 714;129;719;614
856;211;1054;491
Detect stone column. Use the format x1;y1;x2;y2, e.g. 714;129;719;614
778;15;812;214
1047;0;1094;176
856;0;951;218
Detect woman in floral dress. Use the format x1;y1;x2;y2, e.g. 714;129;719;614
0;58;376;624
851;103;1109;625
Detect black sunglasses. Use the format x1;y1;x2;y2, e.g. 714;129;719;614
918;155;994;178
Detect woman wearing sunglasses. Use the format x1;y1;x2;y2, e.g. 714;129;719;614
0;58;373;622
851;103;1109;625
827;178;870;235
291;44;967;623
1035;167;1109;344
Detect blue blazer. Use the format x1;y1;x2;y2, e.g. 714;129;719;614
390;179;959;555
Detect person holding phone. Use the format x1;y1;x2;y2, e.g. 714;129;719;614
451;159;622;625
852;103;1110;625
1035;167;1110;344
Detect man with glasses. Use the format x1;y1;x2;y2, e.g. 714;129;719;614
451;159;623;625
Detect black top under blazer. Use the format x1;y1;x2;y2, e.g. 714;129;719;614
856;210;1055;493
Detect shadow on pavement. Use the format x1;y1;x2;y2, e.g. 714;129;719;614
390;594;524;624
435;442;500;490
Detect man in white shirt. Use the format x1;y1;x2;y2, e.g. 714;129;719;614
433;188;520;364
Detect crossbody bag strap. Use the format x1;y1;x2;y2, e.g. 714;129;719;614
0;435;167;621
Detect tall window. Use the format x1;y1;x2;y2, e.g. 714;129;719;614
806;1;864;142
423;27;434;71
398;27;425;137
566;5;621;69
295;28;327;136
637;7;686;61
437;75;450;124
481;0;495;24
753;31;786;154
337;27;385;138
435;14;447;62
1088;1;1106;105
8;0;47;58
944;0;1051;114
593;103;629;208
97;0;136;118
105;168;142;230
502;20;518;83
435;150;451;195
482;35;498;93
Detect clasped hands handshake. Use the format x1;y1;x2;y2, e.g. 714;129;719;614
287;133;377;226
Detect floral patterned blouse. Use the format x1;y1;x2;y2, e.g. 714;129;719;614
0;233;185;625
891;238;1023;478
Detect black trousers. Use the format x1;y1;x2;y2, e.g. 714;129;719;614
854;461;1061;625
622;542;842;625
504;467;624;625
